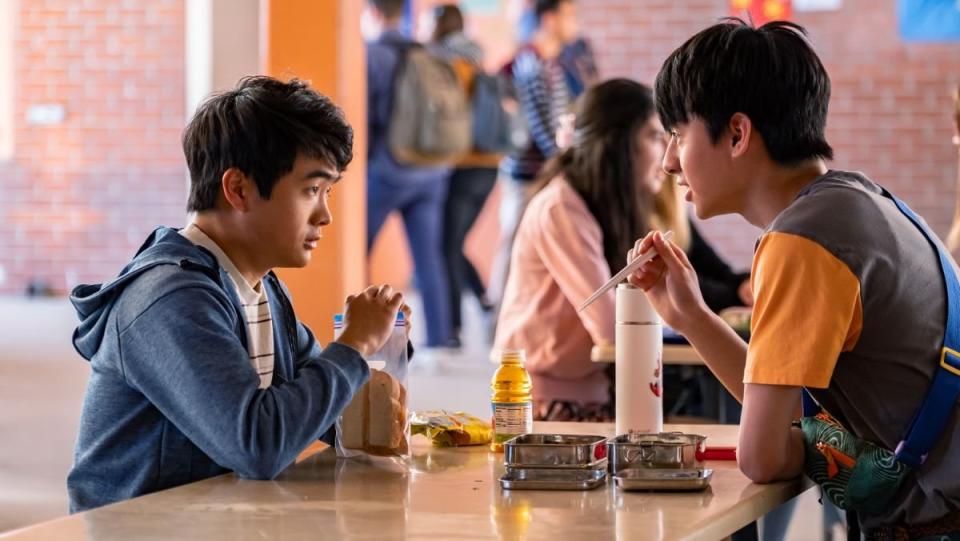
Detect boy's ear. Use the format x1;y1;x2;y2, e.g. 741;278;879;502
728;113;752;159
221;168;254;212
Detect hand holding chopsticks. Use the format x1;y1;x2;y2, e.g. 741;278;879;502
578;231;674;312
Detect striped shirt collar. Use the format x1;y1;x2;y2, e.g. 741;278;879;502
179;223;263;304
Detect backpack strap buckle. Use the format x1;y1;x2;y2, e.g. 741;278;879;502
940;347;960;377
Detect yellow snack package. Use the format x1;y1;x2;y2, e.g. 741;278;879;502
410;410;493;447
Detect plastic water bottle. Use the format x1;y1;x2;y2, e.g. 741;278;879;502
490;349;533;452
615;283;663;435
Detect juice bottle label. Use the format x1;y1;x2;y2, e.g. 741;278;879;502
492;402;533;443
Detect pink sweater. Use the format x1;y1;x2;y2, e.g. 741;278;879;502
494;177;615;405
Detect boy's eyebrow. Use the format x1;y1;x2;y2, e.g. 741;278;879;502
304;169;342;183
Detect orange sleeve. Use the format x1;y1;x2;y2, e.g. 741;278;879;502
745;232;863;389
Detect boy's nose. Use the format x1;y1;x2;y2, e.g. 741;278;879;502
313;203;332;227
662;137;681;176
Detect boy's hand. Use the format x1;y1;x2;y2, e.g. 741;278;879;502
336;284;404;358
627;231;711;335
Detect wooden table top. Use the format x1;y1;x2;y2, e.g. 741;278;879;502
1;422;812;541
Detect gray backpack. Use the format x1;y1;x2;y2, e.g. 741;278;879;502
388;44;471;167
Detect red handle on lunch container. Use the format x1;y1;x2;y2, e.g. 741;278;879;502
595;442;608;461
699;446;737;461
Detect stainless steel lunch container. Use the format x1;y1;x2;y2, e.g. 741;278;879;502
608;432;706;474
503;434;608;469
614;468;713;491
500;467;608;491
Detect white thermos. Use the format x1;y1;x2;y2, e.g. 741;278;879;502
615;283;663;435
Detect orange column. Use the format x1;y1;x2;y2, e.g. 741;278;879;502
262;0;366;342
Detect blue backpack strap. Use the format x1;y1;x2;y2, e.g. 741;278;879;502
885;190;960;468
802;388;821;417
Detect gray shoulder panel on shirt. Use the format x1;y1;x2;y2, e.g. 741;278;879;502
767;171;904;281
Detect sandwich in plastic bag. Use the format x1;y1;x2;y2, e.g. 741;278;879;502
334;312;410;459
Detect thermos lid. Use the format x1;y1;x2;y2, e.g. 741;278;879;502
616;283;661;324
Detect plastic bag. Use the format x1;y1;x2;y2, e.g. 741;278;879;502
411;410;492;447
334;312;410;459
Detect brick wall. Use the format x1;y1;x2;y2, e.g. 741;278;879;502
0;0;186;295
2;0;958;293
580;0;960;268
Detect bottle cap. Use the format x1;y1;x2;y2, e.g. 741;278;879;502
498;348;526;365
616;283;660;324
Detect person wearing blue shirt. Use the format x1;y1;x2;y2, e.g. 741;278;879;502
67;76;409;512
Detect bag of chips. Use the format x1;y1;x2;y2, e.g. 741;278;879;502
411;410;492;447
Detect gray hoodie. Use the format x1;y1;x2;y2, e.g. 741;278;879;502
68;227;369;512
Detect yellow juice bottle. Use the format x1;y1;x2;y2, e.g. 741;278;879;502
490;349;533;452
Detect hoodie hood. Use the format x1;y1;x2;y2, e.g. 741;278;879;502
71;227;221;361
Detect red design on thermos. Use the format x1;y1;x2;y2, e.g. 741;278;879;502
650;353;662;397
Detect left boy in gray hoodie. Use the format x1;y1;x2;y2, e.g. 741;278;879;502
68;76;404;512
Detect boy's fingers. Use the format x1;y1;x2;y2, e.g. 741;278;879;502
629;270;659;291
628;256;665;289
387;292;404;309
632;232;656;258
669;240;694;271
654;232;686;274
345;294;356;304
641;261;666;284
640;259;666;276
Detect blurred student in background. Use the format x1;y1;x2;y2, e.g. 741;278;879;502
365;0;453;348
427;4;502;348
487;0;580;311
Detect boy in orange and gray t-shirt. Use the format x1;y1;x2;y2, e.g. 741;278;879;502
629;19;960;537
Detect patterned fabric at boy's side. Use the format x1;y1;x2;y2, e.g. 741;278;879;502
800;411;909;515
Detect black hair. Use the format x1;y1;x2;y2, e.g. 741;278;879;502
535;0;570;22
371;0;405;19
654;18;833;165
432;4;464;42
539;78;657;275
182;76;353;212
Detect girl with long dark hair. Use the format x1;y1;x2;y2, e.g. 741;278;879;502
494;78;666;419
